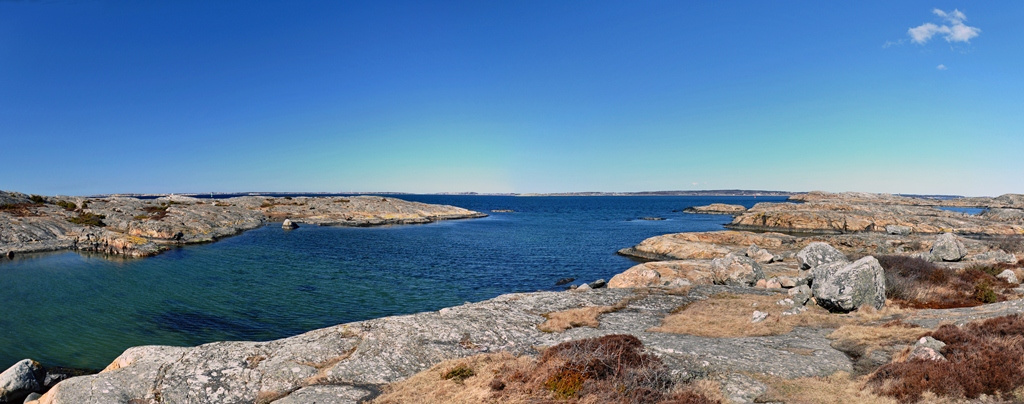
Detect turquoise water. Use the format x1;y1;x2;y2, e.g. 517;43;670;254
0;195;785;370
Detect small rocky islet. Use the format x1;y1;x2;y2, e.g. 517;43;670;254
3;191;1024;403
0;191;486;259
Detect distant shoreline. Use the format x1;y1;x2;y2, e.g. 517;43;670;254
87;190;973;200
92;190;805;199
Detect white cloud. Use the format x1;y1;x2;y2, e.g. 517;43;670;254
936;64;947;70
908;9;980;44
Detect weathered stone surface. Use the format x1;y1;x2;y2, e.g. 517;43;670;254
33;287;859;403
0;359;43;403
683;203;747;215
710;254;765;286
997;269;1019;284
281;219;298;229
796;242;847;270
787;285;811;306
885;225;912;236
811;256;886;312
608;261;715;288
745;244;775;264
930;233;967;262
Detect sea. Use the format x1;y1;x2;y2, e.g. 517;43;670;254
0;195;787;370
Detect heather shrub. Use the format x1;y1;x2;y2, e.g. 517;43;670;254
491;334;717;403
56;200;78;211
876;255;1013;308
442;363;475;384
869;314;1024;403
68;212;106;227
29;194;46;204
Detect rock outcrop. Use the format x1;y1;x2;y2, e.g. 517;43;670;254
28;287;856;404
683;203;747;215
728;192;1024;235
617;231;795;261
810;256;887;312
0;191;486;259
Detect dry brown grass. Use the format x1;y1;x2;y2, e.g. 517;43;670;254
537;296;638;333
374;335;721;404
650;293;905;338
756;371;896;404
373;352;535;404
539;306;617;333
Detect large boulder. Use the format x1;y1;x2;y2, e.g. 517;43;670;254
608;261;714;288
0;359;44;403
710;253;765;286
796;242;847;270
811;256;886;312
930;233;967;262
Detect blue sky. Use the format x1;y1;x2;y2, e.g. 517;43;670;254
2;1;1021;196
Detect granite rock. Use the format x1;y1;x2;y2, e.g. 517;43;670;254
811;256;886;312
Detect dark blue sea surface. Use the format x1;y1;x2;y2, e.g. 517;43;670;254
0;195;785;370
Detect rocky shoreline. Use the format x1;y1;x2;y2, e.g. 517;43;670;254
4;191;1024;403
0;191;487;260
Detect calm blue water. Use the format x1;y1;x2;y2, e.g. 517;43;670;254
937;206;986;216
0;195;785;370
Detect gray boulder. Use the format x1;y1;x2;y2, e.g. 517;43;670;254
997;269;1019;284
796;242;848;270
282;219;299;229
885;225;912;236
710;253;765;286
811;256;886;312
930;233;967;262
0;359;43;403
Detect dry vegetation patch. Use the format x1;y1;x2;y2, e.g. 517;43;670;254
538;295;641;333
868;314;1024;403
756;371;896;404
373;335;721;404
649;293;901;338
877;255;1018;309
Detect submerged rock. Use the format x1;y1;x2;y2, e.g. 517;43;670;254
282;219;299;229
811;256;886;312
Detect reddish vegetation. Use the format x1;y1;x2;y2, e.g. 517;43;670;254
876;255;1015;309
492;334;718;403
869;314;1024;403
